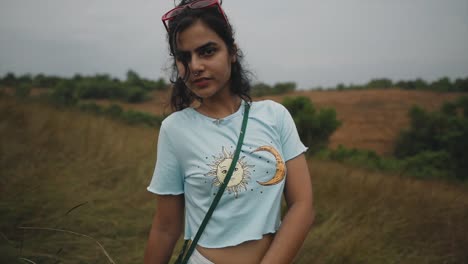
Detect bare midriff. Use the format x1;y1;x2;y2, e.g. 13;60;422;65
195;233;275;264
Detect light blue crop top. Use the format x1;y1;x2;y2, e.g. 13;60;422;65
147;100;307;248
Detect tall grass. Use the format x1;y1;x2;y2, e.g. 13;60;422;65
0;97;160;263
298;160;468;263
1;96;467;263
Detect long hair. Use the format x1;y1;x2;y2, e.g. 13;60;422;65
165;1;251;111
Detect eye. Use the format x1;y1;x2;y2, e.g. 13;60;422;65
222;170;227;174
234;167;238;171
200;47;217;57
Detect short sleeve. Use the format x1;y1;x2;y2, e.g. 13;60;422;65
278;104;308;161
147;124;184;195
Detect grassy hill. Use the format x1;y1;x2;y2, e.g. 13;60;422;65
1;96;468;263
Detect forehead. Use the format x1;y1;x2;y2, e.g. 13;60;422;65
176;20;224;51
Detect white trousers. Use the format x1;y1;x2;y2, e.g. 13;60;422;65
187;249;215;264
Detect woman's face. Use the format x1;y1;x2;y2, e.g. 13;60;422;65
175;20;236;101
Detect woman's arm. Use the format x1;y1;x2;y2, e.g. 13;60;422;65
260;154;315;264
144;194;185;264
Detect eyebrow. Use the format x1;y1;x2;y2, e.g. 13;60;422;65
176;41;218;55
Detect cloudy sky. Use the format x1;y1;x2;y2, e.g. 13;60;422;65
1;0;467;88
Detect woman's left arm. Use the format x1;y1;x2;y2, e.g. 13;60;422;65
260;153;315;264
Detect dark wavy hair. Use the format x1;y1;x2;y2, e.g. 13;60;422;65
166;0;251;111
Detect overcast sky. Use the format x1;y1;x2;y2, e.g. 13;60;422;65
1;0;467;88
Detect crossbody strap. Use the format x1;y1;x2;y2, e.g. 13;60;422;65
178;101;251;264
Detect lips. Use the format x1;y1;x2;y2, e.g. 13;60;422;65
193;77;211;87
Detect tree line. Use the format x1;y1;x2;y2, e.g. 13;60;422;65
0;72;302;101
0;70;169;103
3;72;467;98
314;76;468;92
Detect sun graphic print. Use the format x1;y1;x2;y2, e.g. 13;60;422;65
205;147;254;198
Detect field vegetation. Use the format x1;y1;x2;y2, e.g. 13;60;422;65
262;89;463;155
1;96;467;263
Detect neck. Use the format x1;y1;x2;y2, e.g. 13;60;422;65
196;95;242;119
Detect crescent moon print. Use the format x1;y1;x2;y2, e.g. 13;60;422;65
252;146;286;186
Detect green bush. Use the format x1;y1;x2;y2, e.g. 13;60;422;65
430;77;453;91
125;70;168;91
395;96;468;180
327;145;379;162
454;77;468;92
401;151;451;179
272;82;296;94
396;78;428;90
317;145;399;171
283;96;341;154
125;86;146;103
15;84;31;98
251;82;297;96
77;102;163;127
316;146;450;180
75;78;126;100
1;72;17;86
122;110;163;127
251;82;272;97
366;78;393;89
154;78;168;91
50;81;78;107
105;104;124;118
79;102;103;114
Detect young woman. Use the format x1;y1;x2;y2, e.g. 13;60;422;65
144;1;314;263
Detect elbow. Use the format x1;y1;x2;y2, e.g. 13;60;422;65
290;200;315;230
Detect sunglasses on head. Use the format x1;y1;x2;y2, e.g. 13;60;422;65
161;0;229;32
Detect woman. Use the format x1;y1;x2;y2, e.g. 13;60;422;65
144;1;314;263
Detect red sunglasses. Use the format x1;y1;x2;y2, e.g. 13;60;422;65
161;0;229;32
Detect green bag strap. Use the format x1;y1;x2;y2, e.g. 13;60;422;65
177;102;251;264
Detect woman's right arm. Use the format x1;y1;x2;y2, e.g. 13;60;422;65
144;194;185;264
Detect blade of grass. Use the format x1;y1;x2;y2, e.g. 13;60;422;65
18;226;116;264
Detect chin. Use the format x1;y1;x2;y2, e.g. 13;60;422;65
190;87;217;99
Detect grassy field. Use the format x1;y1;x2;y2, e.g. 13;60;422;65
1;96;468;263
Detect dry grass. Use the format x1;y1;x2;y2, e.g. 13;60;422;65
0;97;158;263
1;96;467;263
299;160;468;263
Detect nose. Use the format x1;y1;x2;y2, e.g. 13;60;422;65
189;56;204;76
